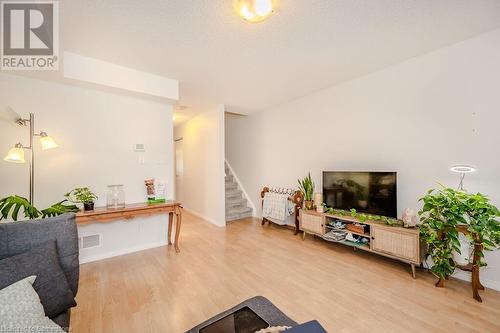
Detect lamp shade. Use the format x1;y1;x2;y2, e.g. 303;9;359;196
39;133;58;150
3;144;25;163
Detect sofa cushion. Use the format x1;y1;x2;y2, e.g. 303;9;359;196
0;241;77;318
0;213;79;297
0;276;65;333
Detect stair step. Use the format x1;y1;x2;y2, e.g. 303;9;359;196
225;182;238;191
225;175;234;183
226;206;252;215
226;204;249;213
225;190;242;199
226;197;247;208
226;208;253;221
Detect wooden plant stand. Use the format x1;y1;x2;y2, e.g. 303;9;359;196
435;225;485;302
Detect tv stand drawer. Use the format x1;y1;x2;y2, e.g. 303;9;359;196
300;211;325;235
371;225;420;263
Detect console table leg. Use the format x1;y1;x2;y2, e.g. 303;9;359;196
174;207;182;253
168;212;173;245
411;263;416;279
302;231;306;240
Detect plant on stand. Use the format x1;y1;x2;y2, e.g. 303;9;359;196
419;186;500;301
298;173;315;210
65;187;98;211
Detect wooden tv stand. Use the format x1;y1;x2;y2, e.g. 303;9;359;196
299;209;423;278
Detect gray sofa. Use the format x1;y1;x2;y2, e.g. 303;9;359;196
0;213;79;329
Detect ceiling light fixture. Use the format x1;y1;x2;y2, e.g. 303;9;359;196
234;0;275;23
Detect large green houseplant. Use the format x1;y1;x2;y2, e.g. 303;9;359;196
418;186;500;286
0;195;79;221
298;172;315;210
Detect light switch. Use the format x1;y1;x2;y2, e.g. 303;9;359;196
134;143;145;152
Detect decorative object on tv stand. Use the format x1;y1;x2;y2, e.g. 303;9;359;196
313;192;323;212
106;184;125;209
418;185;500;302
1;107;59;204
401;208;419;227
0;195;78;221
298;172;315;210
65;187;98;212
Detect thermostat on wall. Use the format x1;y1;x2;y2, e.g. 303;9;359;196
134;143;145;152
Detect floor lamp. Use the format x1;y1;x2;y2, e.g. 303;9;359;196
2;110;59;204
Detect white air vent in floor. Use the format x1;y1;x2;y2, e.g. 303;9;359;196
79;234;101;249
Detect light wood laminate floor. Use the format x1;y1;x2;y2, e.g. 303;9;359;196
71;212;500;332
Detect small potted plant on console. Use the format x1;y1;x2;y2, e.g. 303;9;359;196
298;172;315;210
65;187;98;211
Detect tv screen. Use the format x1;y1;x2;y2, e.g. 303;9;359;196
323;171;397;218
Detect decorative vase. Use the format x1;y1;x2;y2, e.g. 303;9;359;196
107;184;126;209
304;200;314;210
83;202;94;211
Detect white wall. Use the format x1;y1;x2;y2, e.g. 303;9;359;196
0;73;174;263
226;29;500;289
174;106;225;227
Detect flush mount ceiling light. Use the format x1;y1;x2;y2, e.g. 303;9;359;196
234;0;275;23
450;165;476;173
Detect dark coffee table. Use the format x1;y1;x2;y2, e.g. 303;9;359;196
185;296;298;333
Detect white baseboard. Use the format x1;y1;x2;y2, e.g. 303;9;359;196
183;207;225;227
79;241;168;264
452;270;500;291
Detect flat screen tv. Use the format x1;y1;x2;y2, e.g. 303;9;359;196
323;171;397;218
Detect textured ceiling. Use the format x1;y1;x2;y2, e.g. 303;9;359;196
58;0;500;120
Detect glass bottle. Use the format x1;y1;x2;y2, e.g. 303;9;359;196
107;184;125;209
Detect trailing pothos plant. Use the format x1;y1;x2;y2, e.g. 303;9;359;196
0;195;79;221
418;186;500;281
324;207;404;226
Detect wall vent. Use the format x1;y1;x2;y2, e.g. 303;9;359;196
79;234;101;249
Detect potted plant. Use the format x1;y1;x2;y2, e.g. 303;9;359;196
65;187;98;211
419;186;500;295
298;173;315;210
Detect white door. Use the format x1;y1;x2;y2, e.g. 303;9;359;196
174;138;183;202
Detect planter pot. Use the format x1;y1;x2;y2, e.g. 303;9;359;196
304;200;314;210
83;202;94;211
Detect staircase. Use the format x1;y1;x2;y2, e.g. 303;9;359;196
225;162;253;222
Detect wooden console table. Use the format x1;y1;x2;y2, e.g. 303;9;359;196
75;201;183;253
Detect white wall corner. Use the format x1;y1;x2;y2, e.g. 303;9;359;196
218;105;227;226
